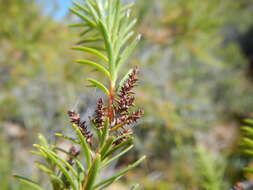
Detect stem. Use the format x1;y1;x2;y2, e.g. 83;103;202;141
108;81;115;123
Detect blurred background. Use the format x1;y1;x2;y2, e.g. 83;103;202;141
1;0;253;189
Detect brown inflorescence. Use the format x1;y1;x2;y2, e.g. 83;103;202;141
89;67;144;146
93;98;106;129
114;67;144;126
67;110;93;146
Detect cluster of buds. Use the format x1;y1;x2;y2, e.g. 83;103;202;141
93;98;106;129
114;67;144;126
88;67;144;146
67;110;93;146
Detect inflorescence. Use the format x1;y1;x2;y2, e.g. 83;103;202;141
67;67;144;147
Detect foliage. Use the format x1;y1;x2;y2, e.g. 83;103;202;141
195;146;227;190
241;119;253;175
1;0;253;189
14;0;145;190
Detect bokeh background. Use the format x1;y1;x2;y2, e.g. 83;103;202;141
1;0;253;189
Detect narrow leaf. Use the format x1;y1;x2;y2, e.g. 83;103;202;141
69;23;88;28
55;133;80;144
33;145;78;190
100;136;115;158
84;154;101;190
94;156;146;188
72;124;92;169
13;175;45;190
77;37;102;44
69;8;96;27
86;78;109;95
38;134;49;148
117;35;141;69
104;138;133;158
102;145;134;167
73;47;108;62
76;59;110;78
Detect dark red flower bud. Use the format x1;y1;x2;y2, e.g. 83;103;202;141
93;98;106;129
68;110;93;146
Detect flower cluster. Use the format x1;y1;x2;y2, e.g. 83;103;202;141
93;98;106;129
67;110;93;146
114;67;144;127
68;68;144;147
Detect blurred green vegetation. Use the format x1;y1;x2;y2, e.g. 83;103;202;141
1;0;253;189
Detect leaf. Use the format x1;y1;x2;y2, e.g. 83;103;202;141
102;145;134;168
103;138;133;159
241;126;253;137
29;150;44;157
38;134;49;148
72;124;92;169
48;150;78;179
98;20;114;68
100;136;115;158
84;154;101;190
55;133;80;144
121;3;134;12
69;8;96;27
94;156;146;188
35;162;53;174
69;23;88;28
86;78;109;95
73;47;108;62
117;35;141;70
113;132;133;143
244;167;253;174
112;0;121;38
121;19;137;39
33;145;78;190
241;137;253;147
100;119;110;148
13;175;45;190
245;119;253;125
76;59;110;78
72;1;90;13
85;0;99;21
80;27;93;37
243;149;253;156
119;31;134;49
77;37;103;44
35;162;64;188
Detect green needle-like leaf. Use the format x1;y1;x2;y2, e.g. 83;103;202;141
34;145;78;190
100;136;115;158
86;78;109;95
55;133;80;144
72;124;92;169
69;8;96;27
103;138;133;158
38;134;49;148
76;59;110;78
13;175;45;190
73;47;108;62
69;23;88;28
84;154;101;190
94;156;146;188
102;145;134;168
242;126;253;137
